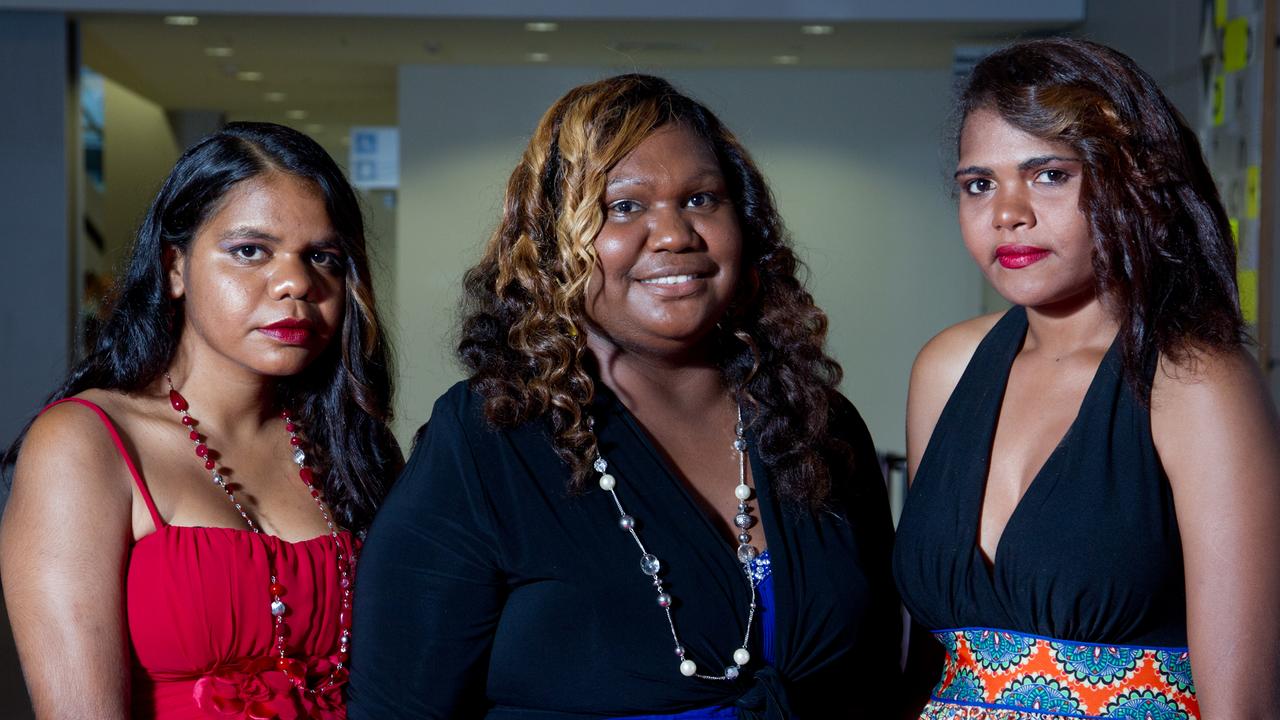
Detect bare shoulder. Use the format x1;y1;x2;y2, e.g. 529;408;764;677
1150;343;1280;490
911;312;1003;397
906;312;1004;478
11;389;143;503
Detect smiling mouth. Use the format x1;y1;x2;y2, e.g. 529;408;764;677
639;274;701;285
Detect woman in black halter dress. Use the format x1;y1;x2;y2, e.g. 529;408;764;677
893;39;1280;719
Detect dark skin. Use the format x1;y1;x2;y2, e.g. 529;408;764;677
0;172;348;718
583;123;764;552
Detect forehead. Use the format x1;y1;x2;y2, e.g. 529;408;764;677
607;124;721;180
202;173;328;227
957;107;1076;164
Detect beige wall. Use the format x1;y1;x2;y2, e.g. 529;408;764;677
393;65;983;454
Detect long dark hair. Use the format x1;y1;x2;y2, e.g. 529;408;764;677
958;38;1246;397
3;122;400;531
459;74;847;509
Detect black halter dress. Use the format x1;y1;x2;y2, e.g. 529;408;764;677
892;307;1199;720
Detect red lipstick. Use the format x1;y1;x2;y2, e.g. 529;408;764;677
995;244;1051;269
258;318;313;345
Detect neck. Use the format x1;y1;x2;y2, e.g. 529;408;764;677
161;341;282;435
1023;289;1120;357
587;333;728;417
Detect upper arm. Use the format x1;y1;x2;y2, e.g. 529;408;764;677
0;402;134;718
348;397;505;720
905;315;996;483
1151;347;1280;716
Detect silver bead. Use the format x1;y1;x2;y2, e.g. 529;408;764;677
735;421;745;436
725;665;740;680
293;447;306;465
640;553;661;576
270;599;287;616
212;473;225;486
656;593;672;607
618;514;635;530
738;532;752;544
675;646;685;657
733;513;756;529
737;544;758;563
732;438;747;452
593;456;608;473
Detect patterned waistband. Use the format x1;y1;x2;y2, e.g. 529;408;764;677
921;628;1198;720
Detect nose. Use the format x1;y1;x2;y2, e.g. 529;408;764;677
992;187;1035;232
647;205;703;252
268;255;315;302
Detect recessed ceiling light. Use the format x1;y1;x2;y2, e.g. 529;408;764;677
236;70;264;81
164;16;199;26
305;123;325;134
525;52;551;63
800;25;834;35
204;47;233;57
525;22;558;32
264;91;286;102
285;109;308;120
773;55;800;65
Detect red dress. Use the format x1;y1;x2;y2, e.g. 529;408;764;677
49;398;351;719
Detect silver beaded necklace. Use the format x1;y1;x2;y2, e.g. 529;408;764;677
594;406;759;680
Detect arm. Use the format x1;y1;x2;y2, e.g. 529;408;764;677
0;403;135;718
1152;347;1280;718
347;399;506;720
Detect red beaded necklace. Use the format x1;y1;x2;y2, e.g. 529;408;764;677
165;375;353;694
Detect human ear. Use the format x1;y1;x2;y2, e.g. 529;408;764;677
164;244;186;300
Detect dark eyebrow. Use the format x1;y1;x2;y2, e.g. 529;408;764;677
953;165;993;179
219;226;280;243
606;167;723;191
1018;155;1081;171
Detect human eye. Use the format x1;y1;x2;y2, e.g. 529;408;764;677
309;250;344;270
1033;168;1072;185
231;244;267;262
607;199;642;217
962;178;994;195
685;192;720;209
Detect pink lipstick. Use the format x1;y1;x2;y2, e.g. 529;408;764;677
258;318;313;345
995;245;1051;269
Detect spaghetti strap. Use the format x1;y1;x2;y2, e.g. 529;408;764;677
41;398;165;531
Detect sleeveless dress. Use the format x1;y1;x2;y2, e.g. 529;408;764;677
892;308;1199;720
46;398;353;720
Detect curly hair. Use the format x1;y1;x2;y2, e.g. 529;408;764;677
459;74;847;508
958;38;1246;398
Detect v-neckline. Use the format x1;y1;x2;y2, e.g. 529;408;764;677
607;392;769;569
973;308;1120;574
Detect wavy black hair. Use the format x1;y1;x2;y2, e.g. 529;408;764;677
3;122;400;531
958;38;1247;397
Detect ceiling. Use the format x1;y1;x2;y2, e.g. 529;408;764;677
78;12;1076;152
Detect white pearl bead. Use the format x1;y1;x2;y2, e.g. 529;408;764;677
679;659;697;677
734;484;752;500
599;473;616;491
733;648;751;665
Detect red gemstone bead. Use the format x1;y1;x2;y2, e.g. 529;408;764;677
181;415;195;426
269;582;286;597
195;444;208;458
289;436;301;446
310;488;320;498
276;657;290;670
204;459;216;470
285;422;297;433
299;468;314;484
280;410;291;419
282;658;306;680
168;389;188;412
339;611;352;630
188;430;199;441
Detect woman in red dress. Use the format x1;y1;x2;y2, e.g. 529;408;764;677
1;122;400;719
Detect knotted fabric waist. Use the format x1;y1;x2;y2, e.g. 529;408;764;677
920;628;1198;720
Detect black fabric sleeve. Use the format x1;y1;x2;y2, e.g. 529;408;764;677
347;390;505;720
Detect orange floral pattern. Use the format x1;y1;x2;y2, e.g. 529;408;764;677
920;628;1198;720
